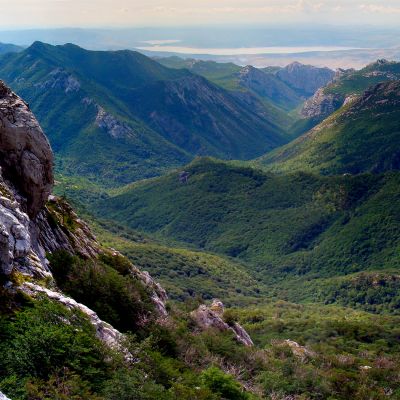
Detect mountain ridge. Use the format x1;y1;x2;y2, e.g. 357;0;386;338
0;42;287;189
258;80;400;175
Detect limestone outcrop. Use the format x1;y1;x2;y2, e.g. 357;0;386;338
0;180;50;278
131;266;169;318
191;299;253;346
301;88;344;120
0;80;53;217
273;339;316;362
0;391;11;400
34;195;100;262
21;282;125;351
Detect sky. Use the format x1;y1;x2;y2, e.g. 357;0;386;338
1;0;400;29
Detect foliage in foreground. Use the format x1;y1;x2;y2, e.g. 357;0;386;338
0;297;252;400
1;291;400;399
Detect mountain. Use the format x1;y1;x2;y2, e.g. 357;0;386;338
258;80;400;175
299;59;400;125
157;57;302;109
156;57;302;130
158;57;334;104
0;42;286;188
0;42;22;55
275;61;335;97
154;56;242;90
157;57;337;136
236;65;302;111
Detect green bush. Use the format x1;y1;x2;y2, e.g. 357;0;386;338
48;251;154;333
26;369;103;400
0;298;108;397
200;367;248;400
102;369;169;400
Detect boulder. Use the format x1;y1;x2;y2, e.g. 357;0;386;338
191;299;253;346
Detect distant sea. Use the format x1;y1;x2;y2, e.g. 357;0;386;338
136;45;360;56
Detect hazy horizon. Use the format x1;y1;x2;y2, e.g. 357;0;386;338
2;1;400;29
1;1;400;69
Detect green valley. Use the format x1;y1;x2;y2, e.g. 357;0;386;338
0;42;288;188
90;157;400;309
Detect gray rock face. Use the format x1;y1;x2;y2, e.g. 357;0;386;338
35;68;81;93
0;391;11;400
301;88;344;120
239;66;292;99
191;299;253;346
33;195;100;262
22;282;126;352
0;180;50;277
343;81;400;118
132;267;168;318
237;65;301;109
0;80;53;217
96;106;135;139
277;62;335;97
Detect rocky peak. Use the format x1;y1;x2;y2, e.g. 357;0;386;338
333;68;355;82
369;59;392;68
236;65;301;109
277;62;335;96
238;65;269;81
0;80;53;217
238;65;257;76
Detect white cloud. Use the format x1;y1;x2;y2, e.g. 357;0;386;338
360;4;400;13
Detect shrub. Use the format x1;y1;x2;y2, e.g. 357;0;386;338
0;299;108;396
48;251;154;333
200;367;248;400
102;369;169;400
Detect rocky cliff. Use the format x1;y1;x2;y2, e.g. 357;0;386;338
300;87;344;120
0;81;167;349
0;81;53;218
237;65;302;110
276;62;335;97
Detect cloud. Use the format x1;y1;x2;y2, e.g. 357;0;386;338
359;4;400;13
